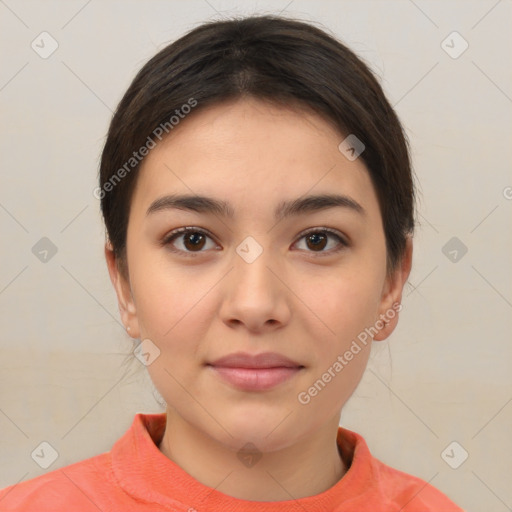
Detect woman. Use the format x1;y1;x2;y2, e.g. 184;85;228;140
0;14;463;511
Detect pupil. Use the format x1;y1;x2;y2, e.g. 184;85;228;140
308;233;326;251
186;233;205;250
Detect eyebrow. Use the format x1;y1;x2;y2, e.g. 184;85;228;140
146;193;365;220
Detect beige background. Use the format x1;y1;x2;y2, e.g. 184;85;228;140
1;1;511;510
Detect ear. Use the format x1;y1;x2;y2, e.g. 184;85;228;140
104;241;140;338
373;236;413;341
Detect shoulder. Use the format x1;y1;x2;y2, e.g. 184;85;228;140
370;457;465;511
0;413;166;512
338;427;465;511
0;452;114;512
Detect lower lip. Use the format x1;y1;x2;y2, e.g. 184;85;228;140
208;365;302;391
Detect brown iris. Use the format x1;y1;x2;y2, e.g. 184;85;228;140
305;232;328;251
183;232;207;251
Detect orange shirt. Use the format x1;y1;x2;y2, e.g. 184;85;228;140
0;413;464;511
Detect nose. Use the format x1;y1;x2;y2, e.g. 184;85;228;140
218;239;291;333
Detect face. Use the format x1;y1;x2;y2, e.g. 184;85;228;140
107;97;411;452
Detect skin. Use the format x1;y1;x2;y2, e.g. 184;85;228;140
105;97;413;501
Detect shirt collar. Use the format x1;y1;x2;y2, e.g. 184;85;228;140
111;413;372;511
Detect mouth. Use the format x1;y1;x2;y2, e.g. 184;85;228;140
206;352;305;392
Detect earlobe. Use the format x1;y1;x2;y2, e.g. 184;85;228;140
373;236;413;342
104;241;140;338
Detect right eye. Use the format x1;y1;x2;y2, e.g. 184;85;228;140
162;227;219;257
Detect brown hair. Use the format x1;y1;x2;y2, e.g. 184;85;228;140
99;14;415;277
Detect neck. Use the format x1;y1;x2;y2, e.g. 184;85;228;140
158;409;347;501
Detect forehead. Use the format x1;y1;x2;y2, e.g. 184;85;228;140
131;98;381;223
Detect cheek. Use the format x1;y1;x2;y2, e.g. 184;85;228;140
303;268;383;341
298;343;372;414
131;263;212;397
294;276;379;414
129;246;211;337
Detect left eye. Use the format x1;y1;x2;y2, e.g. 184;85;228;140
162;227;347;256
294;228;348;254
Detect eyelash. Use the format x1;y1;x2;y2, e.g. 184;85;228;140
161;226;349;258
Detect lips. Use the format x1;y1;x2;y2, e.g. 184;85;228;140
207;352;304;391
209;351;303;369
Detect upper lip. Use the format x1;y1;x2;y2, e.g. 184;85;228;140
208;352;303;369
